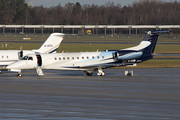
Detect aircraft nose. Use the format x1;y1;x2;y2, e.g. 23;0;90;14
6;64;15;69
6;62;21;69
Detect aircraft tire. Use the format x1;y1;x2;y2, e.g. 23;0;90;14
97;71;105;76
17;73;22;77
84;71;93;76
87;73;93;76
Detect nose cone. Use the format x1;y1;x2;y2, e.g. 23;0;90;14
6;61;25;70
6;65;11;69
6;62;18;69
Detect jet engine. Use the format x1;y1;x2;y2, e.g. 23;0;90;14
18;50;23;59
113;51;119;60
113;51;143;61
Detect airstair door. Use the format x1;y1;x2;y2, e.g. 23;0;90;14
36;55;44;76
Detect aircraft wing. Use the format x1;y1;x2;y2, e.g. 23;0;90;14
61;63;135;69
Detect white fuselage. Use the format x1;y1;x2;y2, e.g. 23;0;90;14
43;51;114;70
0;50;35;67
7;51;120;71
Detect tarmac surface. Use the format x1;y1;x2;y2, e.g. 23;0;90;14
0;68;180;120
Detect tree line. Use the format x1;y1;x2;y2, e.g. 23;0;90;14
0;0;180;25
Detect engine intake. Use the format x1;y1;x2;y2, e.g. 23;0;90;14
113;52;119;60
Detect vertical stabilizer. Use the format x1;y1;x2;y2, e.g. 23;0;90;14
141;31;159;54
124;31;168;54
123;31;168;62
34;33;65;53
139;31;168;62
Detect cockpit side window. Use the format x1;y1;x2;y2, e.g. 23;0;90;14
28;57;33;60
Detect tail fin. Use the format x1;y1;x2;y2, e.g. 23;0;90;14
141;31;166;54
124;31;168;53
124;31;168;62
33;33;65;53
140;31;168;61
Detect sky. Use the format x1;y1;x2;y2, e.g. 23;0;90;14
27;0;179;8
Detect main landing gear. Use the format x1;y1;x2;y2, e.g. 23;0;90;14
84;68;106;76
84;71;93;76
97;68;105;76
97;71;105;76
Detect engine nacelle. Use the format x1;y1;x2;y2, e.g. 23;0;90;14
18;50;23;59
113;51;143;61
113;51;119;60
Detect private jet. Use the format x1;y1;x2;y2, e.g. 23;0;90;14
7;31;168;77
0;33;65;73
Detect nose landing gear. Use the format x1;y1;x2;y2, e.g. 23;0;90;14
17;72;22;77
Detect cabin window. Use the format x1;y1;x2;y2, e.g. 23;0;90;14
87;57;89;59
59;57;61;60
72;57;74;60
102;56;104;58
55;58;57;60
63;57;65;60
97;56;99;59
6;56;8;58
92;56;94;59
67;57;69;60
77;57;79;59
2;56;3;58
82;57;84;59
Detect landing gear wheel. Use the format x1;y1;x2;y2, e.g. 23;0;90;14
17;73;22;77
87;73;93;76
102;71;105;76
84;71;93;76
97;71;105;76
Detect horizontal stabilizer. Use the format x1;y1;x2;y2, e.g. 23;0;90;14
145;31;169;34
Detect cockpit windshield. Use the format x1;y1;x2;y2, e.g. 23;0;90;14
21;56;28;60
21;56;33;60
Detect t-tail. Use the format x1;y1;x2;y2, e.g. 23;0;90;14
33;33;65;53
123;31;168;62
